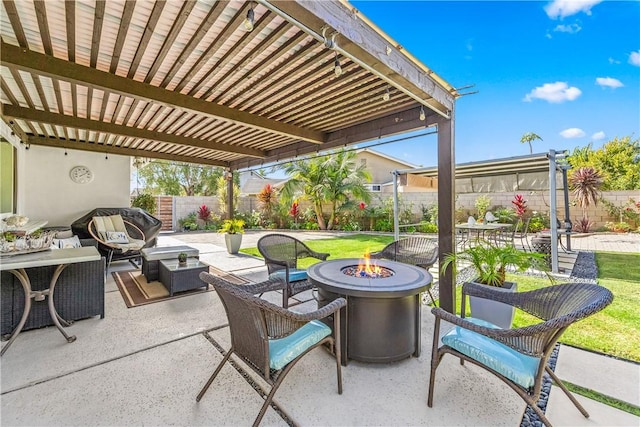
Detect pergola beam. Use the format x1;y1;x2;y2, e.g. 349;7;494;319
25;135;227;167
265;0;455;117
0;41;326;145
2;104;266;158
230;105;434;170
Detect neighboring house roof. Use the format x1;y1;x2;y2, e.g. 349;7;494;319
356;147;418;170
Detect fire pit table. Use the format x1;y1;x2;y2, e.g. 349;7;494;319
308;258;432;365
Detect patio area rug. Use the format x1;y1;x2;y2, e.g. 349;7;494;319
112;266;250;308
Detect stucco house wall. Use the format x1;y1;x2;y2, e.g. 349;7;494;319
15;145;130;226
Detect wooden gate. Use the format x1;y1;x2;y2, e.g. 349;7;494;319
156;196;174;231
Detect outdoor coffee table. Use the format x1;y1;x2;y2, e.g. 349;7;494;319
158;259;208;296
308;258;432;365
141;245;199;282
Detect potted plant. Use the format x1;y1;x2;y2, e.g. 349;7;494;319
441;241;550;328
178;252;188;266
218;218;245;254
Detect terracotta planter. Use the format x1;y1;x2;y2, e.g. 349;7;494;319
224;233;242;254
468;280;517;329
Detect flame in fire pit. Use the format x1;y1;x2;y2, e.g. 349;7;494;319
357;252;382;277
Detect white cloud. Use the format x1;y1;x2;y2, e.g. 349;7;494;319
560;128;586;138
554;23;582;33
592;131;606;140
545;0;603;19
608;57;620;64
523;82;582;103
596;77;624;89
630;50;640;66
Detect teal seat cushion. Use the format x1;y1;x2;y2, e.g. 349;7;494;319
269;320;331;370
441;317;540;389
269;268;308;282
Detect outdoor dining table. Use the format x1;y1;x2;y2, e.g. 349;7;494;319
0;246;101;356
455;222;512;246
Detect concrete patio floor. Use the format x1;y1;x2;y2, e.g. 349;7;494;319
1;231;638;426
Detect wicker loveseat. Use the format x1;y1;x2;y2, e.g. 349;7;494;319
1;252;105;336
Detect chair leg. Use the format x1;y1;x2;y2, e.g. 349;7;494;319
427;288;437;307
106;250;114;270
196;350;233;402
334;311;343;394
282;285;290;309
427;319;441;407
545;366;589;418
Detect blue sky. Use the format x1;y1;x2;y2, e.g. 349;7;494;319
349;0;640;167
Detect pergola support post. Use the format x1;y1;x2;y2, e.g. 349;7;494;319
226;170;234;220
548;150;559;273
437;113;455;314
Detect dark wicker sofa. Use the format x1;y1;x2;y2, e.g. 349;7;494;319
1;254;105;336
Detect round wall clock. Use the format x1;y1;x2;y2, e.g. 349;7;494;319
69;165;94;184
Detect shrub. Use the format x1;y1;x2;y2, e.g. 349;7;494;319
418;222;438;233
374;219;393;232
178;212;198;231
131;193;157;214
573;217;594;233
474;195;491;219
604;221;631;233
528;211;549;233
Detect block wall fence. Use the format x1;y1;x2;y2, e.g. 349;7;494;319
166;190;638;231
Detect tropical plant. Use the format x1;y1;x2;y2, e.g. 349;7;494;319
257;184;278;225
511;194;527;219
520;132;543;155
218;218;245;234
131;193;157;215
178;252;188;263
474;195;491;220
570;166;603;232
280;149;371;230
568;136;640;190
441;242;549;286
197;204;212;224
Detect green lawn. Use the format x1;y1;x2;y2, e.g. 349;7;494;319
243;236;639;362
240;234;395;268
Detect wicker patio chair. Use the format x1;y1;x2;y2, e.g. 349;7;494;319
370;236;438;305
196;272;346;427
88;214;146;269
428;282;614;427
514;217;532;251
257;233;330;308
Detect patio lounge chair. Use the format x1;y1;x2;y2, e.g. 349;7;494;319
370;236;438;305
257;233;329;308
428;282;614;427
88;214;146;268
196;272;346;427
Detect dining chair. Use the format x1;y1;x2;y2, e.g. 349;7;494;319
196;272;346;427
370;236;439;305
257;233;329;308
428;282;614;427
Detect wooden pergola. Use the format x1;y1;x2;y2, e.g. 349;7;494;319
0;0;459;312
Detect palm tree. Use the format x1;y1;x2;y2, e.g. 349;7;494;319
280;150;371;230
520;132;543;154
321;150;371;229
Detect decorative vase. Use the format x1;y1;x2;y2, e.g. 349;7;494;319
224;233;242;254
468;280;517;329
